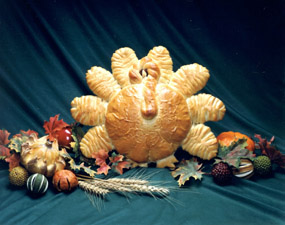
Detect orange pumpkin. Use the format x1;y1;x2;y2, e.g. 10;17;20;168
217;131;255;152
52;170;78;192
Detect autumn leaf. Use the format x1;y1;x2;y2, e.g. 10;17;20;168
9;135;30;153
0;129;10;145
254;134;285;168
216;138;255;169
109;152;130;174
96;162;111;175
91;149;109;167
0;146;11;160
171;158;204;187
5;153;21;171
70;124;85;158
0;129;11;159
43;114;69;141
113;161;130;175
60;150;96;177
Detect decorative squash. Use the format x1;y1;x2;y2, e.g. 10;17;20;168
52;170;78;192
21;134;66;177
217;131;255;152
27;173;49;195
233;159;254;179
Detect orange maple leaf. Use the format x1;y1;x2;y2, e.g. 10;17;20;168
43;114;69;141
114;161;130;175
92;149;109;166
96;162;111;175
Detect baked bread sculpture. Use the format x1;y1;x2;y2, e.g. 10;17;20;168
71;46;226;168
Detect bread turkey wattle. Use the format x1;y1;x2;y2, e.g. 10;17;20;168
71;46;226;168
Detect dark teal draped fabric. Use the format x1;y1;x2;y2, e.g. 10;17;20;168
0;0;284;224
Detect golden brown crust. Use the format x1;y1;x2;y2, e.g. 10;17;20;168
80;125;113;158
86;66;121;101
182;124;218;160
187;93;226;124
111;47;138;88
147;46;173;84
105;84;191;163
71;96;107;126
170;63;210;97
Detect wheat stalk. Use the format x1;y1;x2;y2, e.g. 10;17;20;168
78;181;109;196
77;176;170;197
108;178;149;185
90;179;133;192
125;183;169;196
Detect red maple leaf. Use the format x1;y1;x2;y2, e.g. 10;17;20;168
5;153;21;171
96;162;111;175
91;149;109;166
109;154;124;164
0;129;10;145
43;114;69;141
0;146;11;158
113;161;130;175
109;152;130;174
0;130;11;159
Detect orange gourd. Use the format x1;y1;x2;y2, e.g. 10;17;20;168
217;131;255;152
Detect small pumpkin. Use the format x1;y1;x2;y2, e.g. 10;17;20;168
217;131;255;152
52;170;78;192
21;134;66;177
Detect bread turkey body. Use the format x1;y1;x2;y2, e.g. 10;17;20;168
105;83;191;163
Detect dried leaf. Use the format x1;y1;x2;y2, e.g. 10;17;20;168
0;129;10;145
113;161;130;175
60;150;97;177
13;130;38;138
43;114;69;141
0;146;11;160
171;158;204;187
5;153;21;171
96;162;111;175
70;124;85;158
216;138;255;168
0;129;11;159
217;138;248;158
91;149;109;167
254;134;285;168
8;135;30;153
109;152;130;174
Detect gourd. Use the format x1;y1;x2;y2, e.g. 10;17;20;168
27;173;49;194
217;131;255;152
52;170;78;192
21;134;66;177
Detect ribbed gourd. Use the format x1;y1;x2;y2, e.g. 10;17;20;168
21;134;65;177
27;173;49;194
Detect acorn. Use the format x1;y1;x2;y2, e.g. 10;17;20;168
9;166;29;187
27;173;49;195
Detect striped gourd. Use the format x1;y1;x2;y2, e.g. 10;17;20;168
27;173;49;194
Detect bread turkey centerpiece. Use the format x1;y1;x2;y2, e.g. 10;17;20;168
71;46;226;168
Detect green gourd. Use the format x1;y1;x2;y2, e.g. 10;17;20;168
27;173;49;195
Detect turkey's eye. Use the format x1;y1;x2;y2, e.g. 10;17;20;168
139;69;148;77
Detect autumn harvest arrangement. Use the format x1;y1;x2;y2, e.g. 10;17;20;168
1;115;284;198
1;46;285;204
